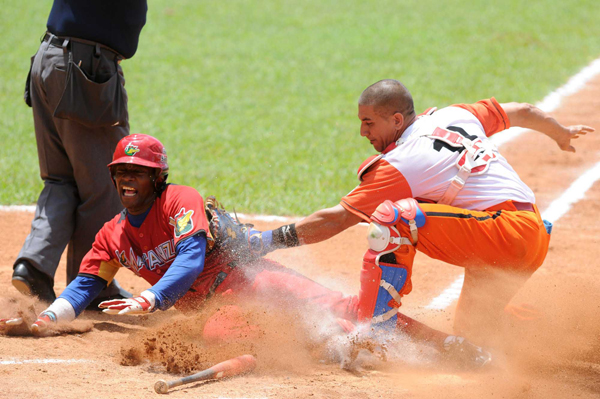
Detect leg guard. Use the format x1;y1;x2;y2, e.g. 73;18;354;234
358;249;411;330
358;198;425;329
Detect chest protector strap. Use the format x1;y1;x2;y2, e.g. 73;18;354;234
426;127;499;205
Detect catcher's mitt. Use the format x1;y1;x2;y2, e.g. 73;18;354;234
204;196;256;263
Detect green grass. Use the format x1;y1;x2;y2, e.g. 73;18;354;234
1;0;599;214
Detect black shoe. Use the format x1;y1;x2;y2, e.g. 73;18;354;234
12;261;57;304
441;335;493;369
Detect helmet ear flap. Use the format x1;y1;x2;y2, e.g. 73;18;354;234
155;170;168;194
109;166;117;188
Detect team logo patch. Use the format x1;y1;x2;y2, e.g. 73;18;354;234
124;143;140;156
169;208;195;238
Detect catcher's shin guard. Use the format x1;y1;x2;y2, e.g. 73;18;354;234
357;199;425;330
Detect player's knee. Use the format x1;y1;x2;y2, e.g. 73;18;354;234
369;198;426;245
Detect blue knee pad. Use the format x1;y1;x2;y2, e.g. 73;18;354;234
543;219;553;234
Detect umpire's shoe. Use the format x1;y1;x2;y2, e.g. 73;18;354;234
12;260;57;304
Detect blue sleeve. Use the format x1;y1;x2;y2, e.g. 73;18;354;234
59;275;107;316
148;234;206;311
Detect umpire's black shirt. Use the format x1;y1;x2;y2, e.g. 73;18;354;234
47;0;147;58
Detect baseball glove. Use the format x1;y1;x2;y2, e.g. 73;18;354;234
204;196;255;263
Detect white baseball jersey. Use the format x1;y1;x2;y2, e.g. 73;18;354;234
341;98;535;219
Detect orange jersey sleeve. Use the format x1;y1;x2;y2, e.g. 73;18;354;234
341;159;413;221
451;97;510;137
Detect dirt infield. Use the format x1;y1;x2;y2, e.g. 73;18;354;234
1;79;600;398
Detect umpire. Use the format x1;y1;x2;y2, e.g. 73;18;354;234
12;0;148;306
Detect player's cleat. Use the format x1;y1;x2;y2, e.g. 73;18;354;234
11;261;56;304
441;335;492;369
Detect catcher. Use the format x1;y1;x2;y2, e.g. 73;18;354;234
1;134;491;368
248;79;594;342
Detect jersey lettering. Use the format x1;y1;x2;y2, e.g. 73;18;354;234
115;239;177;273
157;240;176;263
433;126;477;153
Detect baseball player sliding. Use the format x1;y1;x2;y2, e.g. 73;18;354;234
1;134;492;368
249;79;594;342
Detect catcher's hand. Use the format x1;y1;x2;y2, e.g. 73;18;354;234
205;196;257;261
555;124;594;153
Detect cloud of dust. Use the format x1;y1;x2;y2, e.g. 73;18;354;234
411;271;600;398
117;257;444;376
118;295;326;375
0;294;92;336
118;260;600;398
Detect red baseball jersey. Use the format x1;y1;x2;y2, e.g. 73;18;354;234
79;185;220;300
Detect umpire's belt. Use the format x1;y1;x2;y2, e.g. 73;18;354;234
43;32;125;60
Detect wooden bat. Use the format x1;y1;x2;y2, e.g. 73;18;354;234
154;354;257;394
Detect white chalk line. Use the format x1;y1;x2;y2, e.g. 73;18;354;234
491;57;600;148
542;160;600;224
0;206;300;224
0;358;93;365
0;205;36;212
426;56;600;310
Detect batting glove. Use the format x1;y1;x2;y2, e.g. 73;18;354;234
99;291;156;315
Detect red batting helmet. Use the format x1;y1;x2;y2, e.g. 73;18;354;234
108;134;169;186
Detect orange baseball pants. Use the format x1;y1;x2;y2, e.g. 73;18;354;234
393;200;551;338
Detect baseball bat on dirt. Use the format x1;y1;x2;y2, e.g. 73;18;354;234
154;354;257;394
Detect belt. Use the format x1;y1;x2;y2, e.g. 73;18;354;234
487;200;535;213
43;32;68;48
42;32;124;59
513;201;535;212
